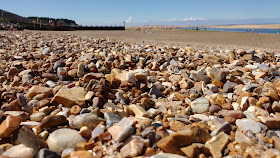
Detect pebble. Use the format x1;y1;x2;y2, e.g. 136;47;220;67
120;138;144;157
37;148;61;158
27;86;52;98
47;128;86;154
205;132;230;158
2;144;35;158
51;87;87;107
69;113;102;130
236;119;262;133
30;112;46;122
0;115;21;138
11;125;48;154
0;32;279;157
104;112;122;126
191;97;210;114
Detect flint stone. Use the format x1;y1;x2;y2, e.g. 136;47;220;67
11;125;48;155
149;85;164;98
104;112;121;127
91;126;105;140
37;148;61;158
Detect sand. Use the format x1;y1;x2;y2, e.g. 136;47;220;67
23;29;280;52
206;24;280;29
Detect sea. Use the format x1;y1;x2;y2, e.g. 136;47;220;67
179;27;280;34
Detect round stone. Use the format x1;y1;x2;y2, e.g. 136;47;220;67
47;128;86;154
191;97;210;114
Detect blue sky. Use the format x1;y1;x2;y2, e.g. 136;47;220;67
1;0;280;26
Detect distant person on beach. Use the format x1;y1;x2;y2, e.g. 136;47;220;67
278;28;280;34
253;28;255;33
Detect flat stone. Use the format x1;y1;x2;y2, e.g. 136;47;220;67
47;128;87;154
83;73;105;82
27;86;52;98
258;116;280;129
236;119;262;133
218;110;244;119
157;130;194;155
191;97;210;114
205;132;229;158
156;135;184;155
11;125;48;155
51;86;87;107
0;115;21;138
129;104;149;118
120;138;145;158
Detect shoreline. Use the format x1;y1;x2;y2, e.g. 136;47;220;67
185;24;280;29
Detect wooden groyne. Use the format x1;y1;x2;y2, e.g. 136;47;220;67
21;22;125;31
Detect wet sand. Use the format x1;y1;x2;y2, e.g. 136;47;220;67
24;29;280;52
206;24;280;29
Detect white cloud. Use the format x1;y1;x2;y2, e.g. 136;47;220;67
166;19;177;22
125;16;132;23
183;17;207;21
159;17;207;22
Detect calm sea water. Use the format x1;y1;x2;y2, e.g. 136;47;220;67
179;27;280;34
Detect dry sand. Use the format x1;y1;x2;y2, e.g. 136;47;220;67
23;29;280;52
